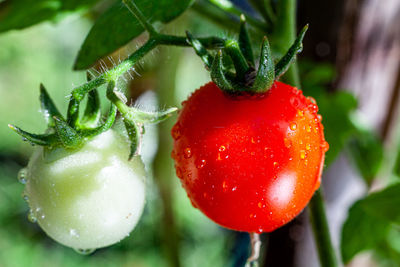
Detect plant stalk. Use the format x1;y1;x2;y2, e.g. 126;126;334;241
309;190;338;267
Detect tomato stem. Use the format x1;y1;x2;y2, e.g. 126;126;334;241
309;190;338;267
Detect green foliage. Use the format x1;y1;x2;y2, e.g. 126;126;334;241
341;184;400;263
300;62;384;175
0;0;100;33
341;200;390;263
74;0;194;70
347;129;383;185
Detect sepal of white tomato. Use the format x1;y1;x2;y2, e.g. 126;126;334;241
23;129;146;251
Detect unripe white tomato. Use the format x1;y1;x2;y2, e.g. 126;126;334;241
22;129;146;251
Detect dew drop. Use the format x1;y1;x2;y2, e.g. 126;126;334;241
222;180;228;191
273;162;279;168
171;150;177;159
304;159;308;166
284;138;292;148
317;114;322;121
22;193;29;203
183;147;192;159
18;168;28;184
306;125;312;132
70;229;80;238
297;110;304;117
258;202;263;208
321;141;329;152
190;199;198;208
300;150;306;159
231;186;237;191
219;145;226;152
27;210;37;223
196;159;206;169
257;227;264;233
306;143;311;150
171;124;182;140
290;123;297;131
75;248;95;255
290;97;300;107
307;96;316;104
176;167;183;179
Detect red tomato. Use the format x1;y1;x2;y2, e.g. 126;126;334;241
171;81;328;233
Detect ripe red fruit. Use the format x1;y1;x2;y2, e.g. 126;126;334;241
171;81;328;233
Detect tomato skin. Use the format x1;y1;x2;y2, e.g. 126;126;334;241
24;129;146;250
171;81;328;233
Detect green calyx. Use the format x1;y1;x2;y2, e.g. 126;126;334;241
9;76;177;158
188;16;308;94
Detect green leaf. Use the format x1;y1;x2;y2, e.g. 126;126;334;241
74;0;194;70
341;184;400;263
250;36;274;93
82;104;117;137
8;124;59;146
347;129;383;185
317;91;358;166
80;89;101;127
238;15;254;65
123;119;140;160
39;83;64;127
53;116;83;148
275;25;308;79
341;200;390;263
0;0;100;33
186;31;213;69
360;184;400;223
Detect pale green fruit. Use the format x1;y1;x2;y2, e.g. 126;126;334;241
24;129;146;251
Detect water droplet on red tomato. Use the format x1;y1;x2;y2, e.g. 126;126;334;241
290;123;297;131
171;124;181;140
321;141;329;152
176;167;183;179
307;96;316;104
196;159;206;169
190;199;198;208
222;180;228;191
317;114;322;121
297;110;304;117
184;147;192;158
284;138;292;148
219;145;226;152
300;150;306;159
306;143;311;150
290;97;300;107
